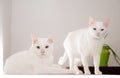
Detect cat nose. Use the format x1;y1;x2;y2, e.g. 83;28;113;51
41;49;45;54
97;33;100;36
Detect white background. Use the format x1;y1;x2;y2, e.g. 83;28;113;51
1;0;120;66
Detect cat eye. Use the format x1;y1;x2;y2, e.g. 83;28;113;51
101;29;104;31
36;46;40;49
45;45;49;49
93;28;96;30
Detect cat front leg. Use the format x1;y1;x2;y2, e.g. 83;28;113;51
93;55;102;75
81;55;91;75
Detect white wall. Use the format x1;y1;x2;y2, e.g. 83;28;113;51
0;0;3;74
0;0;11;73
2;0;11;64
10;0;120;66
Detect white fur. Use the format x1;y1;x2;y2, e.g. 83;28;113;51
4;37;74;75
58;18;108;75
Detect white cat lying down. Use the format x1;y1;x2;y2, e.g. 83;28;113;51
4;36;74;75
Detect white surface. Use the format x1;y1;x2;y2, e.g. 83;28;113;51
2;0;120;66
0;75;119;78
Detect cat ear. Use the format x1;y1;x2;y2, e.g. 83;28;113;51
31;35;38;44
48;36;54;44
103;19;110;28
89;17;95;26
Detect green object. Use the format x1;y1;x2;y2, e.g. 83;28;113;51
100;44;120;66
100;44;110;66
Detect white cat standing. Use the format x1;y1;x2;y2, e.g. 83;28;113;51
58;17;109;75
4;36;74;75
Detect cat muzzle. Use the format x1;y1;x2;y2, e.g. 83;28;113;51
41;50;46;55
96;33;100;37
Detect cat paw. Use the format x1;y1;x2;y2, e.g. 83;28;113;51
75;71;83;75
84;71;91;75
95;71;102;75
52;64;62;68
58;57;64;65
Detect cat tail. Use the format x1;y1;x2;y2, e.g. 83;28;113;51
58;52;68;65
